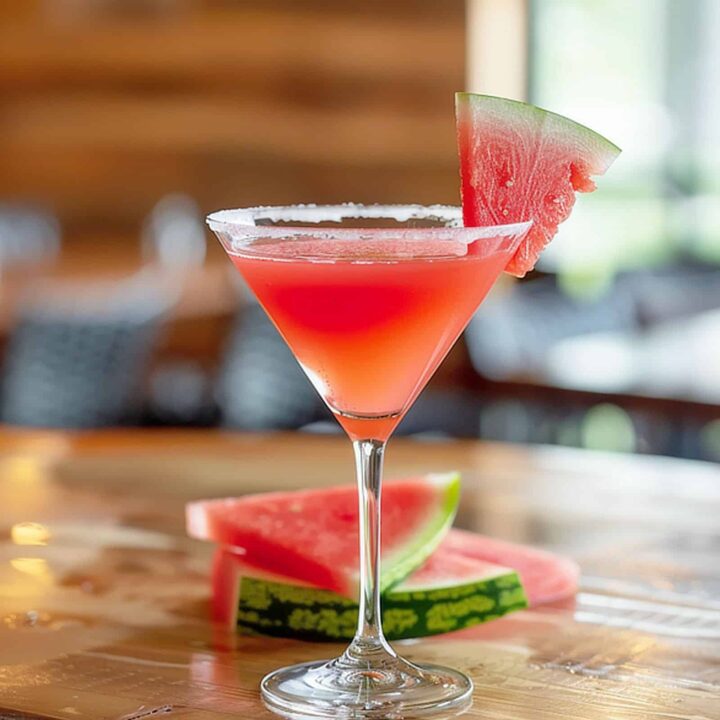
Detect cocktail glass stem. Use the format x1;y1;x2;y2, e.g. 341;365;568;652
344;439;394;662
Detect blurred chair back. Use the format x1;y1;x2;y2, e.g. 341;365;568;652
466;278;638;379
0;203;60;271
142;194;206;271
621;266;720;326
1;272;174;428
217;304;323;430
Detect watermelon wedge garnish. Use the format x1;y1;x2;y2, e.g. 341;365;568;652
212;541;527;641
456;93;621;277
187;473;460;598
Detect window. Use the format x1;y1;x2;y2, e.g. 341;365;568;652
529;0;720;282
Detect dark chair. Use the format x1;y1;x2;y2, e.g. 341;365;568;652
465;277;638;379
1;273;173;428
217;304;325;430
618;265;720;326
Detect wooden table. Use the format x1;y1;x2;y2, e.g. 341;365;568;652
0;430;718;719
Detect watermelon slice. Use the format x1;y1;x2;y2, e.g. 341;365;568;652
456;93;621;277
187;474;460;598
213;543;527;641
443;528;579;607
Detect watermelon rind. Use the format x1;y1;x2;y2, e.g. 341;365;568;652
455;93;621;168
379;471;461;593
234;562;527;642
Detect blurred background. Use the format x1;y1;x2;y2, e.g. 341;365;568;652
1;0;719;460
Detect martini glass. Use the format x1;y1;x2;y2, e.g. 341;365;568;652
207;205;531;719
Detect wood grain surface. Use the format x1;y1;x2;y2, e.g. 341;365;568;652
0;430;718;719
0;1;465;239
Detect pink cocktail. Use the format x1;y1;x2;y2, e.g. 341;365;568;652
208;204;531;718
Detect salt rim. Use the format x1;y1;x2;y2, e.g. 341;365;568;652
208;203;461;228
206;203;532;240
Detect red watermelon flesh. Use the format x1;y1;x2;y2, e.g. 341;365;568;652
187;473;460;598
211;547;242;625
456;93;621;277
443;528;579;606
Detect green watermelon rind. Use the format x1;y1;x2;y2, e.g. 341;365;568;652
455;93;621;169
236;568;527;642
379;472;461;594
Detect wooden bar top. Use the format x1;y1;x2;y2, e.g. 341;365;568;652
0;429;718;719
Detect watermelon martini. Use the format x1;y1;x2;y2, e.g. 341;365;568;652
207;94;620;719
208;205;530;716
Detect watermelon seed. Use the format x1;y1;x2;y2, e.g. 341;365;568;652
505;180;514;187
502;209;509;216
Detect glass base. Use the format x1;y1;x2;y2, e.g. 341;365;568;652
261;653;473;719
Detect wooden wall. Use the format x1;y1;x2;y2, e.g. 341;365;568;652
0;0;465;248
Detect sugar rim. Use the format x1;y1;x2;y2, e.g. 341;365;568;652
206;203;532;240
